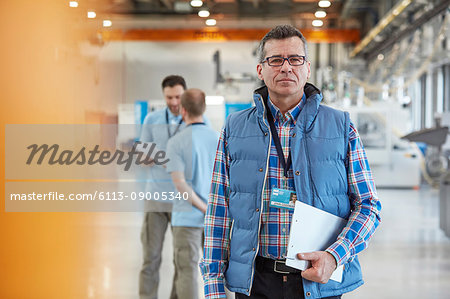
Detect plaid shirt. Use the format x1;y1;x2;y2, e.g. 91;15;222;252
200;96;382;299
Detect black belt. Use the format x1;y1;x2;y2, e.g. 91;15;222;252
256;256;302;274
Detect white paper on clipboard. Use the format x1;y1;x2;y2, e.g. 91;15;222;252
286;201;347;283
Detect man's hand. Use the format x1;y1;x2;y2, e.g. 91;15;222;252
297;251;337;284
171;171;208;213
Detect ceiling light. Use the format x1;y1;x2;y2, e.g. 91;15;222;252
198;10;210;17
312;20;323;27
69;1;78;8
314;11;327;18
205;19;216;26
103;20;112;27
190;0;203;7
318;1;331;8
87;11;96;19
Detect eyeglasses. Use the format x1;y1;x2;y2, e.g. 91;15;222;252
262;55;306;67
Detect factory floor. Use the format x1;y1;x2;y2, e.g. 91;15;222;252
86;186;450;299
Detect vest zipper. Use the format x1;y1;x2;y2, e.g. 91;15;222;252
227;219;235;262
249;98;272;296
299;130;317;298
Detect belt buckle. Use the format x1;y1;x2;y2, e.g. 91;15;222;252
273;260;290;274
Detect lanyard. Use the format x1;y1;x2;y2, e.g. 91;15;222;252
165;108;183;138
266;103;292;179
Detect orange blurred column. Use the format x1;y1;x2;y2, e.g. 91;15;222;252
0;1;97;298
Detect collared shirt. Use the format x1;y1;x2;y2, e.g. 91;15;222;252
200;95;382;298
259;95;302;259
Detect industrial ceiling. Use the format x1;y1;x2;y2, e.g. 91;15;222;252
76;0;449;59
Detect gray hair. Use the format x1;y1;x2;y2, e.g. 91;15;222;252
257;25;308;63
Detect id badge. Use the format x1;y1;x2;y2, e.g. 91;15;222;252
269;188;297;210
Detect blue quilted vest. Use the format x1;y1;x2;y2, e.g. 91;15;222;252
224;83;364;298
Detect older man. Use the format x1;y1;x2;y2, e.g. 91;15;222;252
200;25;381;299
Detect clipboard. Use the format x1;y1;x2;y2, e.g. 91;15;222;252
286;201;347;283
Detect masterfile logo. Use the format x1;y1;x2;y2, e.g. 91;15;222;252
25;142;169;171
5;124;177;179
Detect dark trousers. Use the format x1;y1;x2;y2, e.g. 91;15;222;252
235;257;342;299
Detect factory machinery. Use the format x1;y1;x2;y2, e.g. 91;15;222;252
402;113;450;238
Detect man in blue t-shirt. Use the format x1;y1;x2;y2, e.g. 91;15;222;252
166;88;219;299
